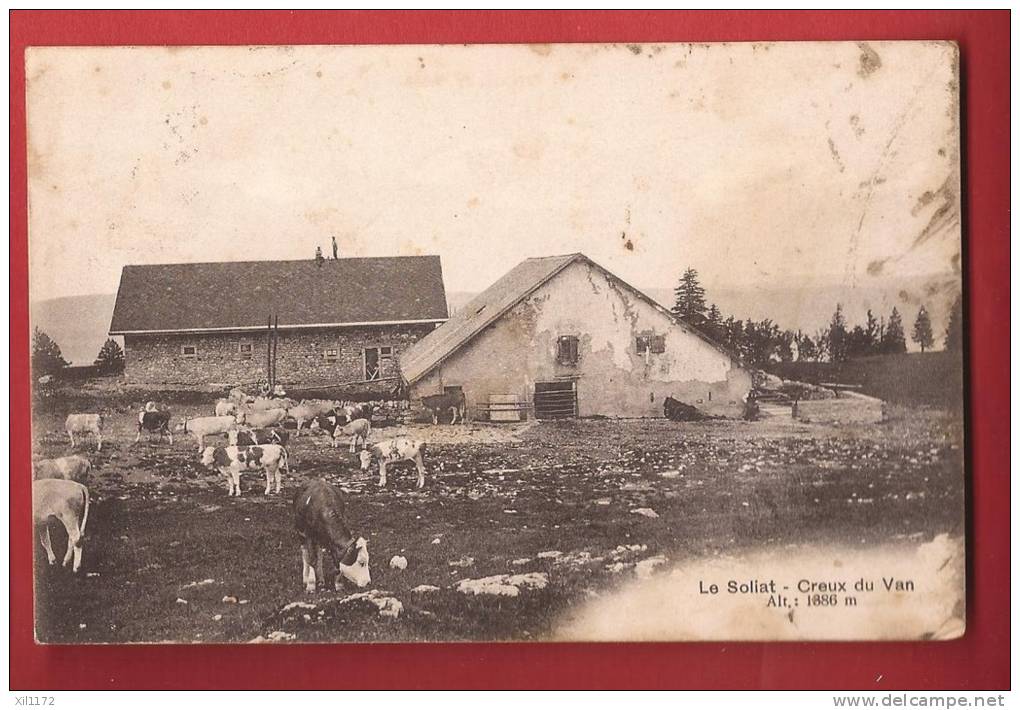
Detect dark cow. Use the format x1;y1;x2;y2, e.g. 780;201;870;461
229;428;290;447
135;409;173;444
293;480;370;592
201;444;289;497
421;391;467;424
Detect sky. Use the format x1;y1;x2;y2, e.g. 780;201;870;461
26;42;961;303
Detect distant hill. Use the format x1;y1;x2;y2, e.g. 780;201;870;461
30;294;119;367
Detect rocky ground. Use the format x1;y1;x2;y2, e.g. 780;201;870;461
31;397;964;643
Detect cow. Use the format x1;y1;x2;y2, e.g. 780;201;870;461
65;413;103;451
293;480;370;593
421;391;467;425
34;479;90;573
339;402;375;424
228;427;290;447
334;418;371;452
34;455;92;483
214;399;238;417
285;401;334;436
176;415;237;453
201;444;289;497
227;388;253;405
235;407;288;429
248;397;296;412
359;438;427;488
136;409;173;444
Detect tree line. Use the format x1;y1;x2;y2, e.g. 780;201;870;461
671;268;963;367
32;328;124;377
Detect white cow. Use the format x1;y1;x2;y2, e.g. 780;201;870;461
64;413;103;451
176;415;237;453
359;438;427;489
34;479;90;573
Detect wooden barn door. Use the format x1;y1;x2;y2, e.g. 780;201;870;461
533;380;578;419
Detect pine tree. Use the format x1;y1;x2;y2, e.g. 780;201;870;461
827;304;849;362
944;294;963;352
881;307;907;354
864;309;881;354
704;303;723;340
672;268;707;325
912;305;934;353
94;338;125;374
32;327;69;376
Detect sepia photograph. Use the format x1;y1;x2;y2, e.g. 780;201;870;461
26;40;965;644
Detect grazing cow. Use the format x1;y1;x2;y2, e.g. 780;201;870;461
236;407;288;429
176;415;237;453
64;413;103;451
34;455;92;483
229;427;290;447
136;409;173;444
214;399;238;417
201;444;289;497
293;480;370;592
33;479;90;573
359;438;427;488
421;391;467;425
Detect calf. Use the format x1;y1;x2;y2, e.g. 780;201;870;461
334;418;371;452
229;427;290;447
293;480;370;592
34;455;92;483
236;407;288;429
136;409;173;444
359;438;427;488
421;391;467;425
201;444;289;497
214;399;238;417
176;415;237;453
65;413;103;451
34;479;90;573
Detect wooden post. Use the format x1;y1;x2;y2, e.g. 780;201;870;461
266;315;272;390
272;315;279;389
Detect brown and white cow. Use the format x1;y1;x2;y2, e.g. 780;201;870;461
33;455;92;483
176;415;237;453
201;444;289;497
235;407;288;429
34;479;90;573
358;438;427;488
293;480;370;592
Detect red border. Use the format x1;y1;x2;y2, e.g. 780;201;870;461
10;11;1009;690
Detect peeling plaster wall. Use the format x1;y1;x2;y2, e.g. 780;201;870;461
413;260;751;417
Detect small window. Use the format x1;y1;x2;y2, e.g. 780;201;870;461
238;341;253;360
637;334;666;355
323;348;339;362
380;346;393;359
181;344;197;358
557;335;579;365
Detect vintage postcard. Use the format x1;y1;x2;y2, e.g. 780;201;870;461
27;42;964;643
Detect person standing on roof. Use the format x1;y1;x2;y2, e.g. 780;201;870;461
331;235;339;260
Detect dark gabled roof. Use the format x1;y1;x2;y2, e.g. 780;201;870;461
109;256;448;334
399;253;736;385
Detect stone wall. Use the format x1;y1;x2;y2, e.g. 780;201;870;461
124;324;436;387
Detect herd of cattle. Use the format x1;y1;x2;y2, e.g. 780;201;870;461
33;387;446;593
